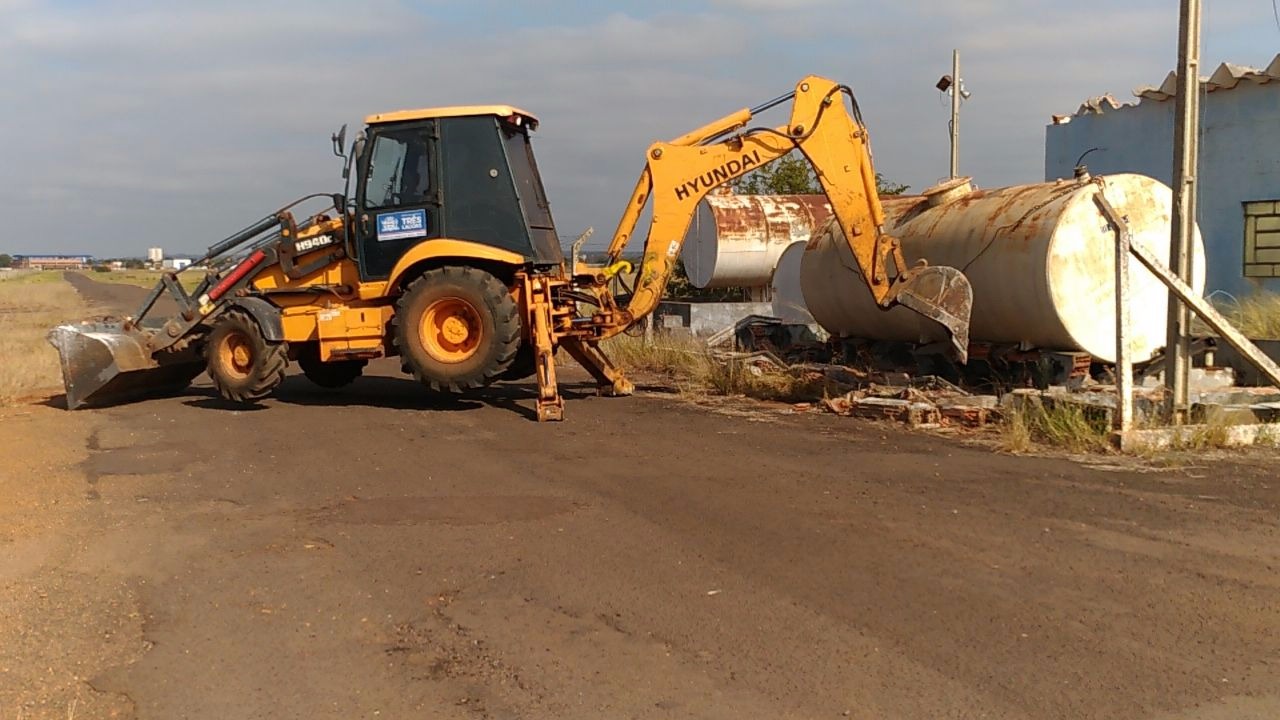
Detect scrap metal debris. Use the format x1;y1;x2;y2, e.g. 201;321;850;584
819;380;999;428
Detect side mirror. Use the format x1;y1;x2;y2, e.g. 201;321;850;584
331;123;348;159
332;193;346;214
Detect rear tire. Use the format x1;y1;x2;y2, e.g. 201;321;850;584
205;308;288;403
297;345;366;389
497;343;535;381
395;266;520;392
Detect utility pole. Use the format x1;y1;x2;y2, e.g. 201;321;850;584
1166;0;1200;422
949;49;961;178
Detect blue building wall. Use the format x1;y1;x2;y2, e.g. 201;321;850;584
1045;81;1280;299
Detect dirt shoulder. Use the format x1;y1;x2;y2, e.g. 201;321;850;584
0;274;149;718
0;405;142;720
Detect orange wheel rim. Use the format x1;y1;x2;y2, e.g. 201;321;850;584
217;331;254;379
420;297;483;363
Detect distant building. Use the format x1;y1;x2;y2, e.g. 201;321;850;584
163;258;192;271
1045;55;1280;298
12;254;93;270
147;247;164;264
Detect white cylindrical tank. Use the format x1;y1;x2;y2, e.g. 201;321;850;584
800;174;1206;363
683;193;831;289
770;242;813;324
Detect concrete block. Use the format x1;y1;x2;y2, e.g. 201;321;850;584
848;397;941;427
937;395;999;410
824;395;941;426
1120;423;1280;452
654;301;776;337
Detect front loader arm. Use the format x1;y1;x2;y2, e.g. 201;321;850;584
599;75;972;359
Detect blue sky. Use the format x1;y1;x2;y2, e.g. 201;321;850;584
1;0;1277;256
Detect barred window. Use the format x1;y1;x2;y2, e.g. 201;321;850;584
1244;200;1280;277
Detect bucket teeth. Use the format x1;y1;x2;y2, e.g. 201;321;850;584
48;322;203;409
893;265;974;364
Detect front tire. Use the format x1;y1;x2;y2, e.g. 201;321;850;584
395;266;521;392
205;308;288;403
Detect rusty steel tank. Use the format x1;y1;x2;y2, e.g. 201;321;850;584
770;242;814;324
682;192;831;289
796;174;1206;363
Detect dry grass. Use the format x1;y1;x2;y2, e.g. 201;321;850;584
604;334;711;385
1226;292;1280;339
1200;290;1280;339
75;269;203;292
603;334;833;402
1002;397;1113;454
0;278;93;404
0;270;67;285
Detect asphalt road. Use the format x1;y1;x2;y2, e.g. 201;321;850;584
6;274;1279;719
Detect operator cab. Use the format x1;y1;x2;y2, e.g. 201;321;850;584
349;105;562;281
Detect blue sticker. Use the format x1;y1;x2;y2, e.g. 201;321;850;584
376;209;428;242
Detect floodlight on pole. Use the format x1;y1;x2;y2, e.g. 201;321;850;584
937;50;971;179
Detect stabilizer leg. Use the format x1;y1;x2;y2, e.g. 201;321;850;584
561;339;635;397
525;277;564;422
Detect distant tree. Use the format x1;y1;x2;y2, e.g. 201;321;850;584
731;152;819;195
731;151;909;196
0;254;11;269
124;258;145;269
875;173;910;196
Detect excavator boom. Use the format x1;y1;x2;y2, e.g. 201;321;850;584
595;75;973;360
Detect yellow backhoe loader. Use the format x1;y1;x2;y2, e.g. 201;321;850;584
50;75;972;420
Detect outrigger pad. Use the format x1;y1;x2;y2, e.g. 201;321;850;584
48;322;203;410
894;265;974;364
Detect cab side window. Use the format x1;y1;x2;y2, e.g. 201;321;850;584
364;127;431;209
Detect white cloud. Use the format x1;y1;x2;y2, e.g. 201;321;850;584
0;0;1273;256
710;0;835;9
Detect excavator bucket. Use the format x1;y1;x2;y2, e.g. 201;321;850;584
48;322;204;409
892;265;973;363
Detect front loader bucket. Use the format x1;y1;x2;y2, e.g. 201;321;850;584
48;322;203;409
893;265;974;363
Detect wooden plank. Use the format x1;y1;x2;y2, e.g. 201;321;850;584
1128;240;1280;389
1095;193;1133;432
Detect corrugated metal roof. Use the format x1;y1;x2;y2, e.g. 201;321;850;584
1053;54;1280;123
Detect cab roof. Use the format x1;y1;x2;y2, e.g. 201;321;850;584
364;104;539;129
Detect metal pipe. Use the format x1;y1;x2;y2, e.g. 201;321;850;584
949;50;961;178
130;278;168;325
201;215;279;264
697;91;799;147
750;91;796;116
